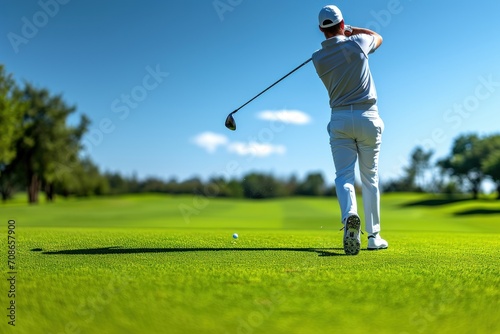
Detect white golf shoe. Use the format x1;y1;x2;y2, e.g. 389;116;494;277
367;233;388;250
343;215;361;255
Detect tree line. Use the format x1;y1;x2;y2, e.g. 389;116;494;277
384;134;500;199
1;64;500;203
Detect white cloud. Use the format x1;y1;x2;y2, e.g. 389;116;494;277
257;109;311;125
227;142;286;157
191;132;228;153
192;132;287;157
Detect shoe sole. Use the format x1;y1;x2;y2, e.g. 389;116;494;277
344;215;361;255
367;246;388;251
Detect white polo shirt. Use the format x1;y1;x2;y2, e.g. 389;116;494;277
312;34;378;109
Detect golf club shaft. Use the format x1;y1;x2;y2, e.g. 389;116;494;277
232;58;312;114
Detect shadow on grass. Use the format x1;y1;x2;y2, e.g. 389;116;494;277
454;208;500;216
401;197;471;207
38;247;360;257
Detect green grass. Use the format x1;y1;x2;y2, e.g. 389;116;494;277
2;193;500;333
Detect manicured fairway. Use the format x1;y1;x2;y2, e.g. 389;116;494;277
2;194;500;334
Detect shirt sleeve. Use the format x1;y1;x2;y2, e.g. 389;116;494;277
311;50;320;71
351;34;377;55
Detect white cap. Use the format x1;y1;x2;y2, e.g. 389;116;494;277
318;5;343;28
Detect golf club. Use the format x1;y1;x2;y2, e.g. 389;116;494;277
225;57;312;131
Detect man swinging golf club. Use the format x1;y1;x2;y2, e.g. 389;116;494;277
312;5;388;255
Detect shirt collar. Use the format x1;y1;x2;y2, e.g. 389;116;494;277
321;35;347;48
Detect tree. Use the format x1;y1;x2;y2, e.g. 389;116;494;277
0;163;21;202
241;173;284;199
296;172;326;196
226;179;244;198
481;134;500;199
0;65;24;169
383;146;433;193
405;147;434;191
0;65;25;201
177;177;203;194
43;115;90;201
55;157;109;197
139;176;169;193
438;134;485;199
10;84;89;203
105;171;131;194
203;177;243;198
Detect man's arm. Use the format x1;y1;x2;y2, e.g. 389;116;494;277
345;26;383;50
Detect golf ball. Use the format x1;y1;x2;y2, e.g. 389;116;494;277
232;233;238;239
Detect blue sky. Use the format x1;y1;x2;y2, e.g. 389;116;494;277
2;0;500;186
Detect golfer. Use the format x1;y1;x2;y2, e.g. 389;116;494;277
312;5;388;255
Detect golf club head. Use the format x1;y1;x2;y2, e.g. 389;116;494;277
225;113;236;131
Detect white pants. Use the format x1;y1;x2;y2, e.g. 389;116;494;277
327;106;384;235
